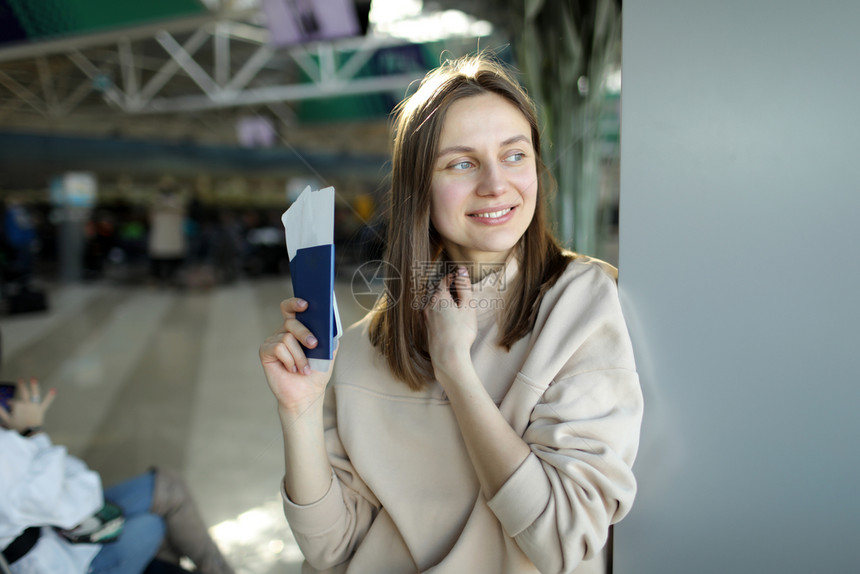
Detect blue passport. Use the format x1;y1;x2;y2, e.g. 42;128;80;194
289;244;338;360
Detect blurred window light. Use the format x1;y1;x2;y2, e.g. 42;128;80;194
209;498;304;570
369;0;492;41
369;0;423;23
604;69;622;94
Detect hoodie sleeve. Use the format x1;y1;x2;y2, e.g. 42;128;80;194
487;259;644;574
281;384;381;570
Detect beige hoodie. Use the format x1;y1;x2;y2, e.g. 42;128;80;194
282;255;643;574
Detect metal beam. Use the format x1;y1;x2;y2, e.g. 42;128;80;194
289;47;322;84
155;31;220;99
0;71;48;116
214;21;269;44
136;28;210;108
0;0;443;126
225;44;274;93
142;72;420;113
56;77;95;116
118;39;139;103
35;56;58;110
214;23;231;86
0;9;259;64
67;51;128;111
318;44;337;84
337;39;383;82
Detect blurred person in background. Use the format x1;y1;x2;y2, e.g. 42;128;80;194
148;182;187;287
0;331;234;574
1;198;38;285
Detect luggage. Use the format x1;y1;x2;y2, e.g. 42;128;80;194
3;284;48;315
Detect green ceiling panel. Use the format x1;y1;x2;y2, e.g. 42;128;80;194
2;0;205;44
296;42;442;123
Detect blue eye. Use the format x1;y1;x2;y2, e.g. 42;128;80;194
451;161;472;170
505;152;525;163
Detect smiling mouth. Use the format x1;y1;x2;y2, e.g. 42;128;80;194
469;207;514;219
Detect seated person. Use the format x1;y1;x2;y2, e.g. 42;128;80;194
0;378;235;574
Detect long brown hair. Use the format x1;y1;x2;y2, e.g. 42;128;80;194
368;53;571;390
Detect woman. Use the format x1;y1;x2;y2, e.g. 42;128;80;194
260;54;643;574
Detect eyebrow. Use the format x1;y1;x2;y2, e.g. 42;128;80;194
436;134;531;158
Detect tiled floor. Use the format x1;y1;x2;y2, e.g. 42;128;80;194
0;275;367;574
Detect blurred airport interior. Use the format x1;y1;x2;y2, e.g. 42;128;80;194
0;1;623;572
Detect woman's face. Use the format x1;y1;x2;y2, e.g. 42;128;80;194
429;92;538;266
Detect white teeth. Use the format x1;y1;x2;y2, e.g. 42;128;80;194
472;208;512;219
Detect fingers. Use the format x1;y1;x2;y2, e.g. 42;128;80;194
280;297;308;319
280;332;312;375
16;378;30;403
262;332;313;376
28;378;40;403
280;298;318;349
452;266;472;304
428;272;453;307
283;318;318;350
428;267;472;309
40;388;57;412
0;378;54;432
264;297;325;378
17;378;52;407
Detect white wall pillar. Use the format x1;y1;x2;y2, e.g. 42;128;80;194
615;1;860;571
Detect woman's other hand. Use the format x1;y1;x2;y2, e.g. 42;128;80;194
260;298;335;419
424;267;478;380
0;378;56;434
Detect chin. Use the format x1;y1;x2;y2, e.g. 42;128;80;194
470;237;521;258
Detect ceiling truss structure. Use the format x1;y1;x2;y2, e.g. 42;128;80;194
0;5;427;135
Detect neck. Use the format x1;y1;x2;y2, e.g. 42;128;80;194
441;244;512;282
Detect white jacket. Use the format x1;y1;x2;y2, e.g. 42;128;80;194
0;430;103;574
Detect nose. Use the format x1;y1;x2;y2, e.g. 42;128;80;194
476;162;505;197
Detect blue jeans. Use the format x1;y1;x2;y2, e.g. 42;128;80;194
88;471;166;574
